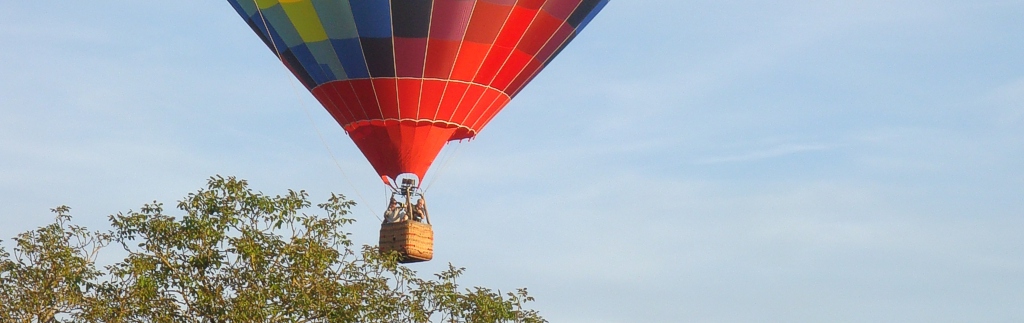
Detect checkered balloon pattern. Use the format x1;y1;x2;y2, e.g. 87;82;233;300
228;0;607;182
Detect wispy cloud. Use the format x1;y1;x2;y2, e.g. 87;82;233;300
986;78;1024;125
694;143;834;164
3;1;1024;322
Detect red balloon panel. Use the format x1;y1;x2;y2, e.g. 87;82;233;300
230;0;608;181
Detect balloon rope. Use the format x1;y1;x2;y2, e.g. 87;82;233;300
297;90;383;222
424;0;528;191
250;1;382;221
421;0;482;193
417;0;439;188
422;140;466;194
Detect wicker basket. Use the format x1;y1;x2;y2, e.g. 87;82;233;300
379;221;434;263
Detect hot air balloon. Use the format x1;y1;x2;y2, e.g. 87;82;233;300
227;0;607;263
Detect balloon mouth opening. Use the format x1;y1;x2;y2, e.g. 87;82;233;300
384;173;421;188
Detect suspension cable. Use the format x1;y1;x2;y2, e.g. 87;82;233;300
422;139;467;194
249;1;381;221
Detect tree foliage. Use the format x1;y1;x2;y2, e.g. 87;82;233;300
0;176;545;323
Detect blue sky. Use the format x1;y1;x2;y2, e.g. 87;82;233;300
2;1;1023;322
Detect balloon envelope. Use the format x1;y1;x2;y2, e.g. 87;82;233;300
228;0;608;182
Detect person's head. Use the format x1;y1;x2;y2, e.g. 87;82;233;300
417;199;425;206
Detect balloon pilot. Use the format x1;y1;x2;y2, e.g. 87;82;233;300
383;178;430;225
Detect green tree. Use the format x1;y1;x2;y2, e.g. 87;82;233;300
0;207;109;323
1;176;545;323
